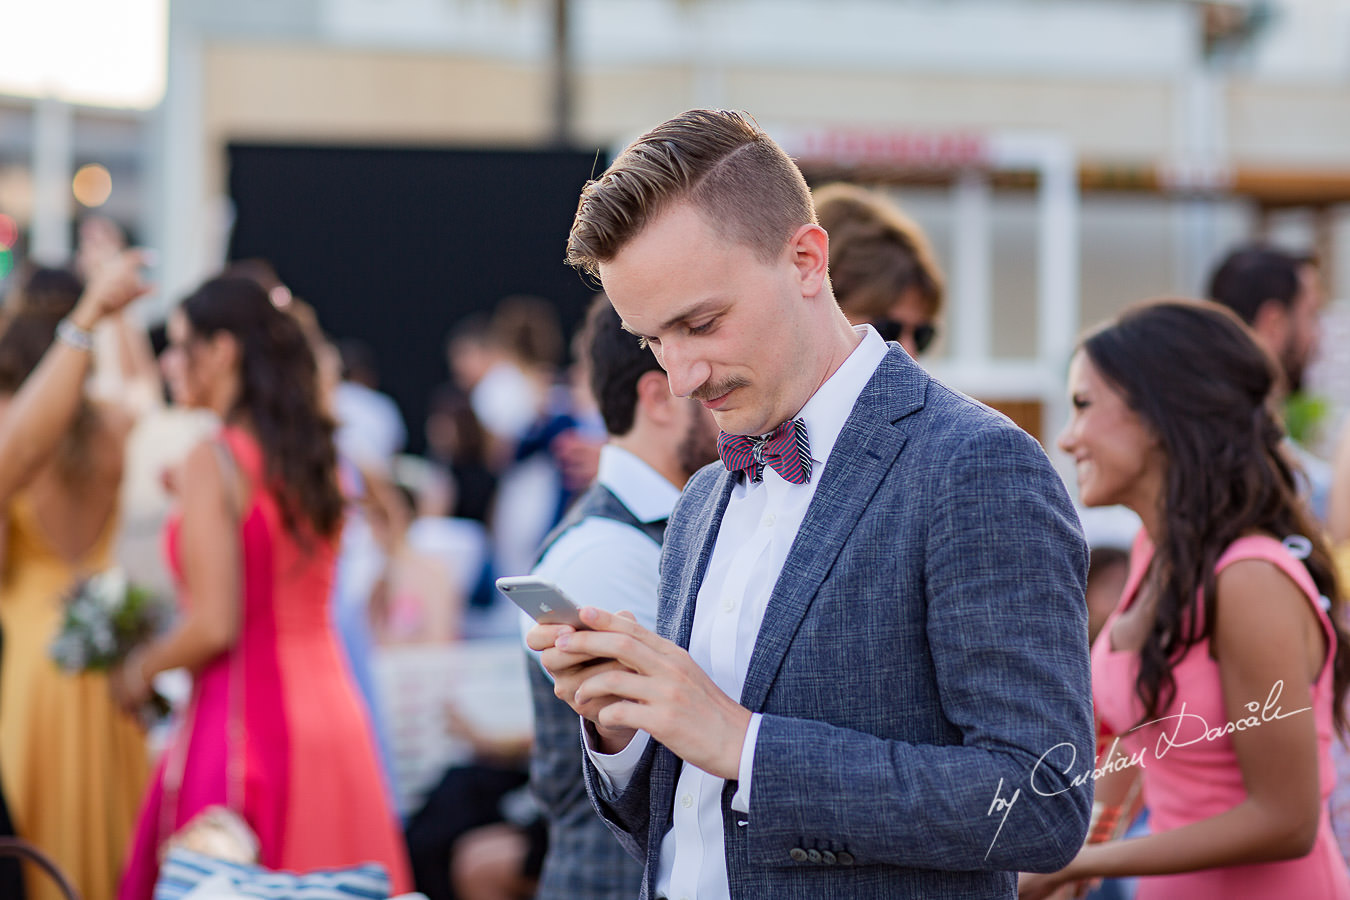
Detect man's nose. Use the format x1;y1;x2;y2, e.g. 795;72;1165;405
660;340;710;399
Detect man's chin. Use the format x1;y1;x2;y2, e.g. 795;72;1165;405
712;409;771;437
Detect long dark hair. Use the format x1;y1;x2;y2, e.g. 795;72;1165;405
0;268;97;483
1082;298;1350;733
181;276;343;539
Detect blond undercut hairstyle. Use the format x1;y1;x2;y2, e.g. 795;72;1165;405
566;109;816;278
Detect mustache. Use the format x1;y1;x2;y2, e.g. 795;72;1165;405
690;376;749;403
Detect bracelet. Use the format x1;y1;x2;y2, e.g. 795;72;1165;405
55;318;95;352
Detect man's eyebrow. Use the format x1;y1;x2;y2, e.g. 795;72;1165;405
653;300;729;335
618;299;723;338
657;299;722;332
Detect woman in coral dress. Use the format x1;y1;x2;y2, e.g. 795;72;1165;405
0;258;152;900
1022;299;1350;898
115;275;410;899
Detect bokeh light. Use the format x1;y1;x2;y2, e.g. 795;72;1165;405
0;213;16;249
72;164;112;207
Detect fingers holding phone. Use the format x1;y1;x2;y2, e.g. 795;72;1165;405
505;577;639;743
504;576;593;671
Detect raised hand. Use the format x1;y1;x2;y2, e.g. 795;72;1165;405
74;216;128;280
70;249;152;329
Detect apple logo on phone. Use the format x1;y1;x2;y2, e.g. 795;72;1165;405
540;603;553;613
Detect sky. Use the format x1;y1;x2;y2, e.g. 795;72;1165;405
0;0;167;108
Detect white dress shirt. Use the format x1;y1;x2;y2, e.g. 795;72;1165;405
520;445;681;664
588;325;889;900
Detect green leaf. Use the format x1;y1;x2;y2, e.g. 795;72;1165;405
1284;391;1330;446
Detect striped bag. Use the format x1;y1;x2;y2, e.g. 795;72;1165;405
152;848;390;900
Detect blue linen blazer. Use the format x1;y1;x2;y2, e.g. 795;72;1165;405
583;346;1094;899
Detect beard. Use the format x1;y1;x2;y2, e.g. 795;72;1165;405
677;402;721;479
1281;340;1307;393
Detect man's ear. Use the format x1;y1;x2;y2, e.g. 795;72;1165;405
1251;298;1290;350
635;369;675;427
788;223;830;298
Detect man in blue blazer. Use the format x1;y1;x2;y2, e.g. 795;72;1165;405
528;108;1094;899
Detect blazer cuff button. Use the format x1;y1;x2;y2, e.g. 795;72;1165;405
820;850;837;865
837;851;855;866
806;849;822;863
789;848;808;862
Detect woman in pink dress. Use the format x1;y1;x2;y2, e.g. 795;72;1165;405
114;276;411;899
1022;298;1350;899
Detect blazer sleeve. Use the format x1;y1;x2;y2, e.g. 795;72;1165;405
742;422;1094;873
582;727;658;862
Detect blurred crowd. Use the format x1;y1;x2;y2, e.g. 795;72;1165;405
0;155;1349;900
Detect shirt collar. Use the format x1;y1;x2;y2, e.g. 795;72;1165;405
792;324;889;472
596;444;682;523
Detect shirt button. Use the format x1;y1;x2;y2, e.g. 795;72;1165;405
762;513;776;527
680;794;693;809
722;599;735;613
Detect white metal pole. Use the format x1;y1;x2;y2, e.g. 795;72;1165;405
1037;139;1079;468
1174;65;1225;295
151;8;207;318
951;169;993;368
31;96;73;266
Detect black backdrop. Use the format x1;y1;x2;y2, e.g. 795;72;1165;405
227;143;606;454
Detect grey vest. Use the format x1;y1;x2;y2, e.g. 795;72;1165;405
526;482;665;900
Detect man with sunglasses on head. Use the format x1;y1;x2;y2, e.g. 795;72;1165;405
814;182;943;359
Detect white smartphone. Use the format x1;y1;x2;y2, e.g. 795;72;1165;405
496;576;588;629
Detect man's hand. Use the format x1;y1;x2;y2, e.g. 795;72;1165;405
527;617;640;752
551;430;603;491
550;606;752;781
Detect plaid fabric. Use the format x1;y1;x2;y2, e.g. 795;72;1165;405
527;661;644;900
527;482;658;900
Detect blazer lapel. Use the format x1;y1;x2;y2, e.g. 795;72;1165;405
739;348;925;712
660;468;736;649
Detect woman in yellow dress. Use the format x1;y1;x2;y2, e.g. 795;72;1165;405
0;254;151;900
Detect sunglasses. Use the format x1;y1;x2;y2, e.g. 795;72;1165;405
872;320;937;354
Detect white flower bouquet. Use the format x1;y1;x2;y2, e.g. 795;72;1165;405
49;567;173;719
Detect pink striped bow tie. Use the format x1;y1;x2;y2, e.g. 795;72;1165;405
717;419;812;485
